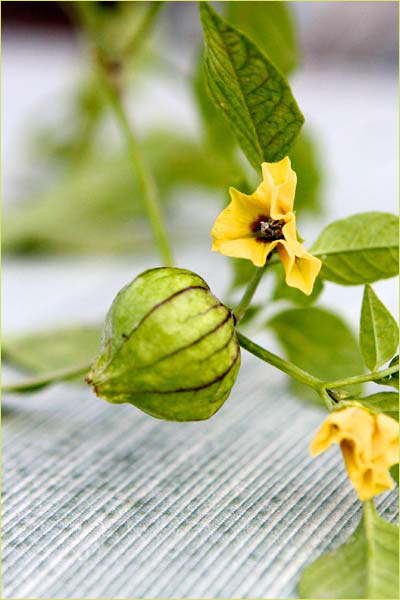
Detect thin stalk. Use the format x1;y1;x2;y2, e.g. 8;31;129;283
77;0;173;267
324;364;399;390
1;362;92;394
237;331;322;392
98;70;173;266
235;264;267;322
121;2;165;60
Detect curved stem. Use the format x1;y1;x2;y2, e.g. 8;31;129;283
324;364;399;390
99;72;173;266
237;331;322;392
235;263;267;322
1;362;92;394
77;0;173;267
121;2;165;60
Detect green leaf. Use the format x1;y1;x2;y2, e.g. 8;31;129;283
238;304;262;327
289;131;323;215
390;464;399;485
272;265;323;306
192;51;236;153
268;307;364;402
3;131;242;256
2;325;101;377
199;1;304;169
351;391;399;421
360;285;399;370
312;212;399;285
375;355;399;390
229;259;258;292
298;501;399;599
226;1;298;76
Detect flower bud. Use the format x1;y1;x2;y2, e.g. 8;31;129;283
87;267;240;421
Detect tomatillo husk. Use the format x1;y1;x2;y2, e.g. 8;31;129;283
87;267;240;421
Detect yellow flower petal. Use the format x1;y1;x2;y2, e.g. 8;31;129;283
278;242;322;296
262;157;297;218
211;186;271;241
211;193;253;241
212;237;278;267
310;407;399;501
276;218;322;295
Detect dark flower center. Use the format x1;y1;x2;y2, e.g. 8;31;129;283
250;215;285;242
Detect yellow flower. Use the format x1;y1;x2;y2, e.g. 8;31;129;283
311;407;399;501
211;157;321;295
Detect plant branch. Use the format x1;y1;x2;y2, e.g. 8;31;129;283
97;68;173;266
77;1;174;267
237;331;323;392
121;1;165;60
235;263;268;322
324;364;399;390
1;362;92;394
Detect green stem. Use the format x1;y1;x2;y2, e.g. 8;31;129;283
235;264;267;322
237;331;322;392
77;1;173;267
324;364;399;390
1;362;92;394
98;70;173;266
121;2;165;60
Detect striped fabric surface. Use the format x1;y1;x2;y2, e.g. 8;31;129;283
2;358;398;599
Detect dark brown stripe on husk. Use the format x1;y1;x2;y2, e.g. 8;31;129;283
141;309;232;369
112;344;240;396
111;285;210;360
95;285;211;379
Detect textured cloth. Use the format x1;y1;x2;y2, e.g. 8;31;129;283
2;360;398;599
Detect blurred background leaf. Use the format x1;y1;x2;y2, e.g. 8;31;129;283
289;131;323;215
272;266;323;307
225;1;298;76
2;324;101;376
267;307;364;402
2;130;244;255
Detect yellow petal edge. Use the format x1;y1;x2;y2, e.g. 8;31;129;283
311;407;399;501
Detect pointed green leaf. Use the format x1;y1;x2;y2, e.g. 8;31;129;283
2;325;101;377
193;52;236;153
312;212;399;285
360;285;399;370
390;464;399;485
350;391;399;421
298;502;399;599
199;1;304;169
226;1;298;76
268;307;364;402
375;355;400;390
